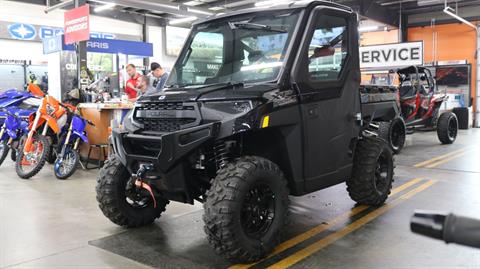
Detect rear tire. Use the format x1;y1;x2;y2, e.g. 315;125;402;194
15;134;50;179
377;117;406;154
10;148;17;162
96;156;169;227
47;146;56;164
437;112;458;144
0;141;10;167
203;156;289;263
347;137;394;206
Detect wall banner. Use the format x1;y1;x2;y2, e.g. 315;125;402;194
360;41;424;69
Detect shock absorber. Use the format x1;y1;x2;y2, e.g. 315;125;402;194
214;140;229;169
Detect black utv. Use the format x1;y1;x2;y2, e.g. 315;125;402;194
97;1;398;263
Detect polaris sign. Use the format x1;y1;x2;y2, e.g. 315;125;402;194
360;41;423;69
8;23;37;40
47;37;153;57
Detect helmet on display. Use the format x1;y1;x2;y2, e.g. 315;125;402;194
63;88;86;106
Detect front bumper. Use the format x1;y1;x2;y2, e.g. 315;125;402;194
112;122;221;173
111;122;221;203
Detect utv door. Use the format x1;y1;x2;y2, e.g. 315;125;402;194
292;7;361;192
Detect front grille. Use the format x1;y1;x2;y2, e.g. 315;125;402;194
139;118;196;132
134;102;199;132
137;102;195;111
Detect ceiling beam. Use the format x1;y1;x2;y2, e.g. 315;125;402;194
89;0;214;18
338;0;399;26
401;0;480;14
359;0;400;26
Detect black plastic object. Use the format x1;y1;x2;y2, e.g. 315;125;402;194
411;211;480;249
453;107;469;129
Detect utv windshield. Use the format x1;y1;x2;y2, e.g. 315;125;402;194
166;10;300;87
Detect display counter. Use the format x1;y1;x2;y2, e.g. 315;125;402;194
78;102;134;161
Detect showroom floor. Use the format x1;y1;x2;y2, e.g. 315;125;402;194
1;129;479;269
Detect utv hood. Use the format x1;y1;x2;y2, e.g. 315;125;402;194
137;83;277;103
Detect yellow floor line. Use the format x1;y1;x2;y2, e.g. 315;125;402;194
414;148;466;168
267;180;437;269
228;178;423;269
424;149;473;168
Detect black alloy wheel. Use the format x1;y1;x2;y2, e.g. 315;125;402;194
241;182;276;238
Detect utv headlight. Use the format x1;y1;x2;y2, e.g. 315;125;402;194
124;106;143;131
203;100;254;114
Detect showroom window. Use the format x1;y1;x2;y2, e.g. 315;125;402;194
307;15;348;82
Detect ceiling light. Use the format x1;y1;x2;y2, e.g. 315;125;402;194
169;16;198;25
184;1;203;6
255;0;291;7
94;3;116;12
187;8;213;16
208;6;224;11
443;6;477;30
358;25;380;32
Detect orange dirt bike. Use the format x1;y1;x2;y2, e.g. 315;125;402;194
15;84;76;179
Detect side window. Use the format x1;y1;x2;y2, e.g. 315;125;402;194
307;15;348;82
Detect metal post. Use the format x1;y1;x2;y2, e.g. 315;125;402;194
142;16;149;73
476;25;480;127
45;0;74;14
75;0;89;93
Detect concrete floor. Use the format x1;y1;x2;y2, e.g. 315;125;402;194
0;129;479;269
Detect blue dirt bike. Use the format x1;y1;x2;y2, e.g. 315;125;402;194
0;89;38;125
53;105;94;179
0;107;30;166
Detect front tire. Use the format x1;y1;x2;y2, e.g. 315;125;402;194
377;117;406;154
96;156;169;227
203;156;289;263
0;141;10;167
347;137;394;206
437;111;458;144
54;148;80;180
15;134;50;179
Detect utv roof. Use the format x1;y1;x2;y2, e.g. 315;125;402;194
195;0;353;25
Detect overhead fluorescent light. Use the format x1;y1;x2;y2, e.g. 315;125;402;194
169;16;198;25
443;6;477;30
358;25;380;32
94;3;116;12
224;0;255;8
184;0;203;6
208;6;225;11
254;0;290;7
187;8;213;16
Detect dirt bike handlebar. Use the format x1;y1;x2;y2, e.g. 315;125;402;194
411;211;480;249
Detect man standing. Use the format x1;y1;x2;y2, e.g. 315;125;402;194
125;64;141;99
150;62;169;91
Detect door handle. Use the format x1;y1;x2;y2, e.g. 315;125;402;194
307;105;319;119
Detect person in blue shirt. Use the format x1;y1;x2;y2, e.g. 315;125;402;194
150;62;169;91
137;75;158;96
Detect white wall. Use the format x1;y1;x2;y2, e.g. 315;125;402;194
0;0;142;37
147;26;178;70
0;39;47;63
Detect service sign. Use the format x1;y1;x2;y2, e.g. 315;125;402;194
64;4;90;44
360;41;423;69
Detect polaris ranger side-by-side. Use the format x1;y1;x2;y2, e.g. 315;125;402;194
96;1;398;263
376;66;458;154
